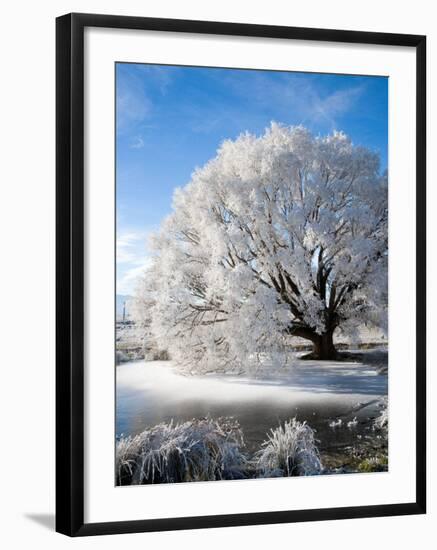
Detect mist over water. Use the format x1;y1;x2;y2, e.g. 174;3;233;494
116;359;387;454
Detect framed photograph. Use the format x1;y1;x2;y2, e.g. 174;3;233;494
56;13;426;536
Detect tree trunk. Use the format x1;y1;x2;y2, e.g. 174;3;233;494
286;324;337;360
311;330;337;360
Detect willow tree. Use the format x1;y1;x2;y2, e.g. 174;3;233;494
136;124;387;373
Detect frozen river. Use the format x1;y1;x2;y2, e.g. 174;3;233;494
116;354;388;457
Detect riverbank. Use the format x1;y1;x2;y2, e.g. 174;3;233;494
116;351;388;482
116;412;387;485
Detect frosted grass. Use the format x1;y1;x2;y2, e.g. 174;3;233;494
254;418;322;477
117;416;325;485
116;417;247;485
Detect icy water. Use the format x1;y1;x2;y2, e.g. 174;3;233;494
116;355;388;459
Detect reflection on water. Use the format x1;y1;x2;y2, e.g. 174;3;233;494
116;359;387;455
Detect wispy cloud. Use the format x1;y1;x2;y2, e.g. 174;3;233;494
116;85;152;134
130;135;145;149
116;65;177;135
309;86;365;128
116;231;152;294
116;231;147;263
117;258;152;295
206;70;366;133
133;64;175;94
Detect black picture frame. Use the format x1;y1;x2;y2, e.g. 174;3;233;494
56;12;426;537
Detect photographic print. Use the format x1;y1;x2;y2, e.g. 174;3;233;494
115;63;389;486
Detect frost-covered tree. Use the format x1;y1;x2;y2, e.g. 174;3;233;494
130;275;168;361
137;124;387;372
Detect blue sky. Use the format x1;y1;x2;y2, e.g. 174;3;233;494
116;63;388;295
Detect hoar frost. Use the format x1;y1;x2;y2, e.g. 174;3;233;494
134;124;388;373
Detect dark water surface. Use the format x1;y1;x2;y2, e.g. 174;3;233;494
116;358;387;456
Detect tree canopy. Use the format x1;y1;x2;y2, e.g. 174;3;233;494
134;124;388;373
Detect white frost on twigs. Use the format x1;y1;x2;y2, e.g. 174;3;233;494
133;124;388;373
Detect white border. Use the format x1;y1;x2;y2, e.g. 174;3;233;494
84;27;416;524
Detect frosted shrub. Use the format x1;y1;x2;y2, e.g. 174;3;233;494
116;434;143;482
116;417;247;485
255;419;322;477
374;406;388;430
